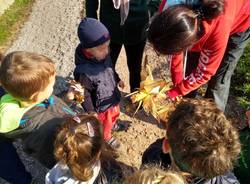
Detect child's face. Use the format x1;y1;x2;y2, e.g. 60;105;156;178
86;40;110;61
32;74;55;103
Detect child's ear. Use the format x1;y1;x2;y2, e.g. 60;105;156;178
29;91;39;102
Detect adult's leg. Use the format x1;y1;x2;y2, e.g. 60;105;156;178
124;40;146;92
0;136;32;184
205;28;250;111
109;41;123;67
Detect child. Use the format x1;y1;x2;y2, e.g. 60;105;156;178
46;114;135;184
142;99;241;183
0;51;80;183
86;0;161;92
123;167;186;184
74;18;125;149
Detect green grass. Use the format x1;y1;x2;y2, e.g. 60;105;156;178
0;0;34;49
231;43;250;109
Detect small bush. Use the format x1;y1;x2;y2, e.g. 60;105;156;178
231;43;250;109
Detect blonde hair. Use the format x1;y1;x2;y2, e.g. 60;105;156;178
54;114;103;181
0;51;55;101
124;168;186;184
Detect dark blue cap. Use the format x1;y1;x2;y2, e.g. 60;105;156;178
77;18;110;48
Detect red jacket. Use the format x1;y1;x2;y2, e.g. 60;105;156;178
160;0;250;99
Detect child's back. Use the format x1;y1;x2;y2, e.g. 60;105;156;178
0;51;75;168
46;114;135;184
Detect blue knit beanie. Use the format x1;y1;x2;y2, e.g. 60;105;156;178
77;18;110;48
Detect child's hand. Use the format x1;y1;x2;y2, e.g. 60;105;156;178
66;81;84;103
118;80;125;89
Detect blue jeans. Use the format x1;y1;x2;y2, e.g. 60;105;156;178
185;28;250;111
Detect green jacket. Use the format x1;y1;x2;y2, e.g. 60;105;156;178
0;94;33;133
85;0;160;45
1;95;75;168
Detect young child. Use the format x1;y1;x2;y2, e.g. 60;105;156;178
74;18;125;148
0;51;79;183
46;114;135;184
123;167;186;184
142;99;241;184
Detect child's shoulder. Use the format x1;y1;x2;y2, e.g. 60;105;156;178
23;95;75;120
0;94;31;133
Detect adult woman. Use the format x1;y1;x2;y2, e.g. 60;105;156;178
86;0;160;92
148;0;250;111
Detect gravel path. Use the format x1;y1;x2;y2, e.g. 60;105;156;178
2;1;246;184
1;1;166;183
7;0;83;94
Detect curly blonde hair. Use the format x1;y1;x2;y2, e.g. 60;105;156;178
123;167;186;184
54;114;103;181
167;99;241;178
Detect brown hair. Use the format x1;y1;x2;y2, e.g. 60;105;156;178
167;99;241;178
54;114;104;181
0;51;55;101
123;167;186;184
148;0;225;55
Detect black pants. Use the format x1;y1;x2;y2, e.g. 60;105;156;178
110;40;146;92
0;136;32;184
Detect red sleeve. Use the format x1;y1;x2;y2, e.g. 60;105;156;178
170;53;184;85
168;20;231;99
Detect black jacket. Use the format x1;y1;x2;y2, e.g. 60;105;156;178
142;138;240;184
86;0;161;45
4;96;75;168
74;44;121;113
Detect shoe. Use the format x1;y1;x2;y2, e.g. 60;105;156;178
112;121;131;132
107;137;120;149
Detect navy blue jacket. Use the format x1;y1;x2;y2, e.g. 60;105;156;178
74;44;121;113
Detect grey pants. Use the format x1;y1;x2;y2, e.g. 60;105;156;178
205;28;250;111
185;28;250;111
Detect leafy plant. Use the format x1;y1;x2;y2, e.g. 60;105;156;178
231;43;250;109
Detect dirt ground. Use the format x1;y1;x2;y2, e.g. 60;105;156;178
0;0;248;183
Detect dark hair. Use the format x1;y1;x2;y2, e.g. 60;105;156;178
148;0;225;55
0;51;55;101
199;0;225;20
166;99;241;178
